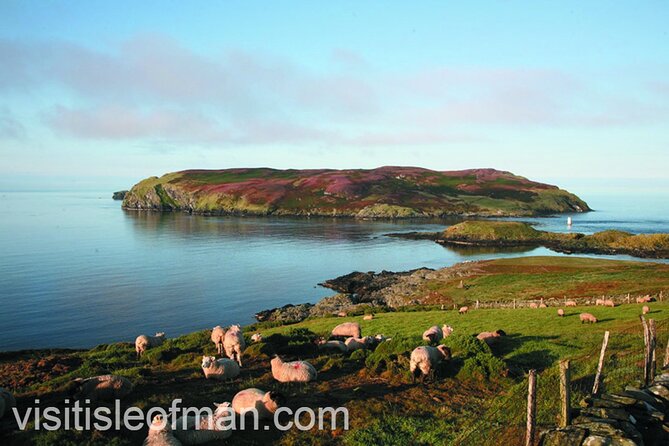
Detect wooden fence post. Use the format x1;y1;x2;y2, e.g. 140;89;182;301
664;336;669;369
592;331;610;395
476;300;480;310
641;316;650;386
560;360;571;427
525;369;537;446
649;319;657;381
513;299;516;309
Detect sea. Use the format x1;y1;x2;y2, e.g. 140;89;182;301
1;190;668;350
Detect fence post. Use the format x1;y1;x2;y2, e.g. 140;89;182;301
513;299;516;309
592;331;610;395
641;316;650;385
649;319;657;381
560;360;571;427
525;369;537;446
664;336;669;369
476;299;479;310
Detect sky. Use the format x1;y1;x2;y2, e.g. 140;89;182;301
0;1;668;192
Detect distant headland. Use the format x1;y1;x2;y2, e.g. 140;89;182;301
121;166;590;218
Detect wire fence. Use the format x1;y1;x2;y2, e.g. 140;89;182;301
454;317;669;446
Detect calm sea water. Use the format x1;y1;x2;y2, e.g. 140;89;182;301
1;191;668;351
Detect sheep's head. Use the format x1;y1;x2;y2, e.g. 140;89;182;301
229;324;241;332
374;334;386;343
442;325;454;336
270;355;283;367
437;345;452;360
212;402;233;417
202;356;216;368
149;414;170;432
495;329;507;337
264;391;286;413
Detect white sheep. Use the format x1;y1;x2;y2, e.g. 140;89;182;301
422;325;453;344
580;313;598;324
409;345;451;383
270;356;317;383
476;330;507;346
231;388;286;420
0;387;16;419
143;414;183;446
331;322;361;338
557;309;565;317
565;300;577;307
201;356;241;380
459;306;469;314
173;402;233;445
136;332;166;359
224;325;246;366
317;339;348;353
642;305;650;315
251;333;263;343
344;336;372;352
363;314;374;321
210;326;226;355
69;374;133;402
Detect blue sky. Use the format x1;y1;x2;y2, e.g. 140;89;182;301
0;1;667;191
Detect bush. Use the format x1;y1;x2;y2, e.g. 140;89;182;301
344;414;455;446
349;349;370;361
442;334;507;381
365;336;420;375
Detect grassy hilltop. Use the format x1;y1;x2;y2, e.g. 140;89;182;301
122;167;590;217
1;257;668;446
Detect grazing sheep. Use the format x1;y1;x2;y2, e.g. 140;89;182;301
173;402;233;445
270;356;317;383
231;388;286;420
0;387;16;419
595;299;604;306
143;414;183;446
539;303;547;308
409;345;451;383
344;336;373;352
459;306;469;314
136;332;166;359
69;374;133;402
331;322;361;338
557;309;565;317
317;339;348;353
579;313;598;324
201;356;241;380
363;314;374;321
565;301;577;307
604;299;615;308
476;330;507;346
224;325;246;366
250;333;263;343
642;305;650;315
210;326;226;355
422;325;453;344
529;303;538;309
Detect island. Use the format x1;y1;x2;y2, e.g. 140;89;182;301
389;220;669;258
121;166;590;218
112;190;128;200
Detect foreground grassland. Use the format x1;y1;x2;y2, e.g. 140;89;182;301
122;167;590;217
1;257;668;445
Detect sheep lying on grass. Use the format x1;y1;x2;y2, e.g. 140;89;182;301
69;374;133;402
345;336;373;352
529;303;538;309
459;306;469;314
173;402;233;445
136;332;166;359
317;338;348;353
210;326;226;355
539;303;547;308
409;345;451;383
201;356;240;380
270;355;317;383
565;300;577;307
579;313;598;324
224;325;246;366
422;325;453;344
0;387;16;419
251;333;263;343
363;314;374;320
231;388;286;420
637;295;652;303
143;414;183;446
557;309;565;317
331;322;361;339
476;330;507;346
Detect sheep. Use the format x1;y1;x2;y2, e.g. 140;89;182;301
363;314;374;321
579;313;598;324
476;330;507;346
250;333;263;343
595;298;605;306
69;374;133;402
539;303;547;308
529;303;538;309
317;339;348;353
173;402;233;445
337;311;348;317
459;306;469;314
422;325;453;344
224;325;246;366
565;300;577;307
270;355;317;383
557;309;565;317
231;388;286;420
210;326;226;355
642;305;650;315
201;356;241;380
143;414;183;446
136;332;166;359
604;299;615;308
409;345;451;383
374;334;388;343
0;387;16;419
636;295;653;303
331;322;361;339
344;336;373;352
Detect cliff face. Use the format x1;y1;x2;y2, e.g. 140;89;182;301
122;166;590;217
